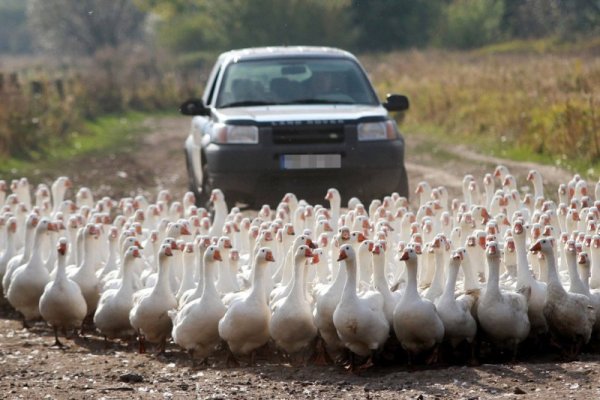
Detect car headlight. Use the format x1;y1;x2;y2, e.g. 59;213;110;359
211;123;259;144
357;120;398;141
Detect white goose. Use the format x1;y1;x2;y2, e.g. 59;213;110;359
39;238;87;346
393;246;444;364
170;246;226;363
93;245;141;339
218;247;275;364
333;244;389;368
6;218;57;325
435;248;477;353
129;242;178;353
531;237;595;358
476;241;530;359
0;217;18;289
371;242;401;327
2;213;39;294
527;169;544;200
512;219;548;338
208;189;228;238
67;224;102;316
325;188;341;232
51;176;72;216
269;245;317;357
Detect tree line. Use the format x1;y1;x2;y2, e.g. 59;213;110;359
1;0;598;57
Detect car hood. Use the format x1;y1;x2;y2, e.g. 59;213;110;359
214;104;388;123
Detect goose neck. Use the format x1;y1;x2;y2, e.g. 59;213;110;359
485;256;501;296
514;234;533;285
373;257;391;295
249;260;268;304
154;255;172;294
54;256;68;281
290;256;306;300
543;249;561;287
442;261;459;299
404;259;420;299
566;251;586;293
201;260;219;299
341;257;358;302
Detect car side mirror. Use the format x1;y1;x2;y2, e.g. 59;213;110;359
180;98;210;116
383;94;409;112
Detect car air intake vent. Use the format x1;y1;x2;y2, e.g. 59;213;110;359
272;125;345;144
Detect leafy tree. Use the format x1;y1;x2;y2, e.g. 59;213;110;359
438;0;505;48
0;0;32;53
349;0;446;52
142;0;352;55
27;0;148;55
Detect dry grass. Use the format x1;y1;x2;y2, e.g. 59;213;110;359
0;47;201;160
364;49;600;175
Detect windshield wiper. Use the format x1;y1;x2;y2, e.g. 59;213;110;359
220;100;274;108
283;98;354;105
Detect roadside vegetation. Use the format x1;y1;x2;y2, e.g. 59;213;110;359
367;44;600;176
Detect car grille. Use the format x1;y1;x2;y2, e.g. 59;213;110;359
272;125;345;144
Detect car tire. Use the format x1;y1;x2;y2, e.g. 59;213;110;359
198;163;212;209
185;150;209;207
396;167;410;200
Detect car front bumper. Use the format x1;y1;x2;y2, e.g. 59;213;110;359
203;136;407;205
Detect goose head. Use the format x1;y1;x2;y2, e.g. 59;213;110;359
256;247;275;264
337;244;355;262
57;237;69;256
399;246;418;262
485;240;500;258
204;245;223;262
295;244;314;262
453;247;466;261
209;189;225;205
529;237;555;254
324;188;340;203
349;231;366;244
158;242;174;259
123;245;142;264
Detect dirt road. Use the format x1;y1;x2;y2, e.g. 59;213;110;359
1;116;598;400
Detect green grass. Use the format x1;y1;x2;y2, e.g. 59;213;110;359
0;112;148;178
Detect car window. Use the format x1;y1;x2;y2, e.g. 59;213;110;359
216;57;379;107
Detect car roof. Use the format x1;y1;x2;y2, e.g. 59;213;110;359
217;46;357;63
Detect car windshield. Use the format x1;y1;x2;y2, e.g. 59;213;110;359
216;57;379;108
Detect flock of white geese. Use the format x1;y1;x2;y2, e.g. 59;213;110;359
1;167;600;369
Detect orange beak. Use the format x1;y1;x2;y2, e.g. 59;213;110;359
265;251;275;262
214;249;223;261
530;241;542;252
399;251;410;261
337;249;348;262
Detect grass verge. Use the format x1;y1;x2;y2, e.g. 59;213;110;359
0;112;148;181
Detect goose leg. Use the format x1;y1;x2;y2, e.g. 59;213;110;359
358;353;375;370
468;341;479;366
225;348;240;368
137;331;146;354
189;349;196;367
310;336;331;366
425;344;440;365
52;327;64;348
156;338;167;355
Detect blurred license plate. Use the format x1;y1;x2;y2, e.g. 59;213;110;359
281;154;341;169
